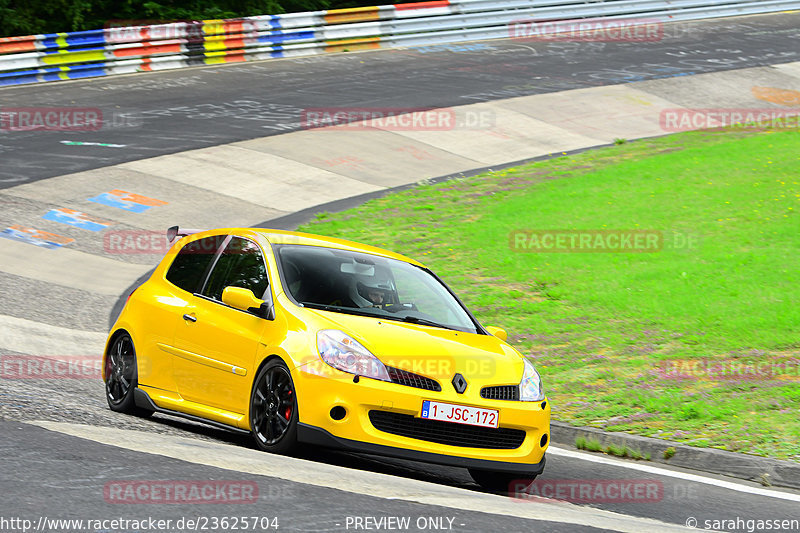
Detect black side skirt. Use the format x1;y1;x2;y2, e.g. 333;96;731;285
133;388;250;435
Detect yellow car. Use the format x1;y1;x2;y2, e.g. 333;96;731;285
104;226;550;490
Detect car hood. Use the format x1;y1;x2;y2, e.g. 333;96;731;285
307;308;525;387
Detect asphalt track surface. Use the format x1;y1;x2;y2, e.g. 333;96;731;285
3;413;800;532
1;12;799;186
3;421;607;533
2;11;800;533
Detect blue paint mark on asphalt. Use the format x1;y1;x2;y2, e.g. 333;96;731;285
87;193;150;212
0;227;70;249
42;209;111;232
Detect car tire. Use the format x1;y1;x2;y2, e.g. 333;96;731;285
468;468;538;494
104;333;153;418
250;358;299;455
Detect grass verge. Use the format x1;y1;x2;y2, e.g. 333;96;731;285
298;126;800;461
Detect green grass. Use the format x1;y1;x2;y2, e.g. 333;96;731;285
576;436;650;460
605;443;627;457
298;126;800;461
575;435;603;453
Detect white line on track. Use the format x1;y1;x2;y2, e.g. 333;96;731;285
0;237;151;296
547;446;800;503
0;314;107;356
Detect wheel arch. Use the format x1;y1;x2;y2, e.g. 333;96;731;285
102;328;132;382
253;353;287;381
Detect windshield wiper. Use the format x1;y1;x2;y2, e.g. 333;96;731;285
303;303;457;331
398;315;454;331
303;303;380;319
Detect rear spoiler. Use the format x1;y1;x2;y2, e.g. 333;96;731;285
166;226;204;244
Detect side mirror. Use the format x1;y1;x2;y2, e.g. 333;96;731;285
485;326;507;341
222;287;266;315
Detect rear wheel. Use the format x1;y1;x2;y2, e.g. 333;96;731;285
250;359;298;454
468;468;538;494
104;333;153;417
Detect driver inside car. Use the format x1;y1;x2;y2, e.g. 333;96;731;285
366;286;385;306
354;276;396;308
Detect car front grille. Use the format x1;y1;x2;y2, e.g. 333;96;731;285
386;366;441;392
368;410;526;449
480;385;520;401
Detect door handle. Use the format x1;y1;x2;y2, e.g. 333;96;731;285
183;314;197;322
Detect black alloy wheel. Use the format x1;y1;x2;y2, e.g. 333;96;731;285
104;333;152;417
250;359;298;454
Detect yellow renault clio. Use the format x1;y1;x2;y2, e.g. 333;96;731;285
104;227;550;490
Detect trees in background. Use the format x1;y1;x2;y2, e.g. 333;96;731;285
0;0;376;37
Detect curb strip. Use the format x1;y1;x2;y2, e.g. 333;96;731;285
550;420;800;490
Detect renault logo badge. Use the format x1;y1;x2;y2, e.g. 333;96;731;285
452;373;467;394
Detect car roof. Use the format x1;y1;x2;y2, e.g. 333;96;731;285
189;227;426;267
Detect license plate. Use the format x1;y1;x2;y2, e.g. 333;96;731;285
420;400;498;428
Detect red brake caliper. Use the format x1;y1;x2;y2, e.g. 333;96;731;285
284;390;293;419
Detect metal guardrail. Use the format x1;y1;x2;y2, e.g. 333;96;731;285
1;0;798;86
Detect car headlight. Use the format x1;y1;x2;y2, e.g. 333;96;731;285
519;358;545;401
317;329;390;382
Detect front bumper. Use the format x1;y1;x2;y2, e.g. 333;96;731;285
292;362;551;469
298;423;547;475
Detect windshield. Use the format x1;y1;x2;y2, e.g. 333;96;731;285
274;244;479;333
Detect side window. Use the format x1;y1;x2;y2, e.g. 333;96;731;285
203;237;269;302
165;236;225;293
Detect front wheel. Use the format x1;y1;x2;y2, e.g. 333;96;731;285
468;468;538;494
104;333;152;417
250;359;298;454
